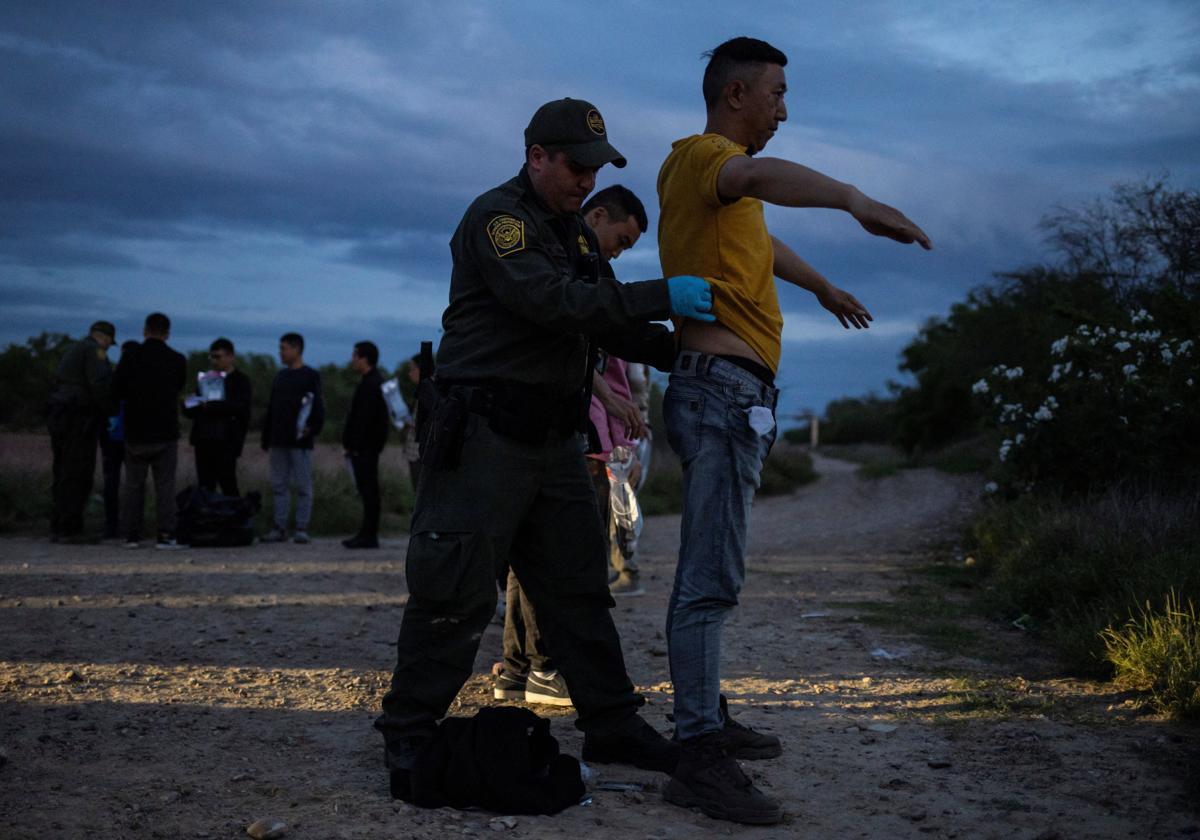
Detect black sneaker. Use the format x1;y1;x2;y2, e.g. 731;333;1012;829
720;694;782;759
663;732;783;825
493;668;527;701
525;669;573;707
582;714;680;774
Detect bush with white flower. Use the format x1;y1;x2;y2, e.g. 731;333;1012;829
974;309;1200;493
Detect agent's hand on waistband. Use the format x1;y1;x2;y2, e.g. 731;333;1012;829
667;276;716;322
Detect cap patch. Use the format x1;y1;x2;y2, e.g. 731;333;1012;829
577;234;591;255
586;109;605;136
486;215;526;258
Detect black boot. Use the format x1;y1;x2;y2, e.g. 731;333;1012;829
720;694;782;759
581;714;680;773
663;731;782;825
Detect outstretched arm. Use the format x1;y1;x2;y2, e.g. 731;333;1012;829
718;156;932;250
772;237;872;329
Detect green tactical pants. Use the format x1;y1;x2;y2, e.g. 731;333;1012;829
49;407;99;537
375;414;643;768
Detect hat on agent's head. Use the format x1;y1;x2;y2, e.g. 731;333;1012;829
524;98;627;169
90;320;116;339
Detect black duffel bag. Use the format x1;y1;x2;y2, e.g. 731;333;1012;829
175;485;261;547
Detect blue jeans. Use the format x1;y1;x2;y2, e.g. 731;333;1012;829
268;447;313;531
663;352;778;741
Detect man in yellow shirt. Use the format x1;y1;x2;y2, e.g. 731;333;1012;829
657;37;931;824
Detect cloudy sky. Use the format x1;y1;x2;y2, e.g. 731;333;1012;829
3;1;1198;419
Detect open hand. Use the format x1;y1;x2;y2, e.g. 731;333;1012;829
849;193;932;250
819;286;873;329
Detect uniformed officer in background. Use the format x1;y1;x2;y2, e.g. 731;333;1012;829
48;320;117;542
375;97;717;798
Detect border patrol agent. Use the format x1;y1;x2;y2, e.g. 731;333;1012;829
376;98;717;798
48;320;116;541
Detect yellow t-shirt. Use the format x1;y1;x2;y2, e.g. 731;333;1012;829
657;133;782;373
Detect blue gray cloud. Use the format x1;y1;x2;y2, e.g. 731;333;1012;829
2;1;1197;416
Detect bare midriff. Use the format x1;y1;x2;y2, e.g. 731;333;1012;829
678;319;770;370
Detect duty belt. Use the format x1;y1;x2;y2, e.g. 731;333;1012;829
437;379;581;444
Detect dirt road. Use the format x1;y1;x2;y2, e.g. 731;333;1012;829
1;453;1195;838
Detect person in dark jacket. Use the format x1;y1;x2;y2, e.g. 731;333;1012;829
112;312;188;549
260;332;325;544
47;320;116;541
182;337;252;497
342;341;389;549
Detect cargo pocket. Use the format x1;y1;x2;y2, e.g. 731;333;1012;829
405;530;493;605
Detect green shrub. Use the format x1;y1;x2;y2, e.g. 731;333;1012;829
972;310;1199;494
821;394;896;444
759;446;817;495
638;453;684;516
1102;591;1200;719
967;487;1200;674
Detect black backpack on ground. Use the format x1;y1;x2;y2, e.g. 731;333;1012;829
175;485;260;547
408;707;584;815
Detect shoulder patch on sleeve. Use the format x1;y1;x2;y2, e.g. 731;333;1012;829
486;215;526;258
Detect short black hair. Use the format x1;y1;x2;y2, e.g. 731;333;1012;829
210;337;234;355
582;184;648;233
144;312;171;336
354;340;379;368
702;37;788;110
280;332;305;352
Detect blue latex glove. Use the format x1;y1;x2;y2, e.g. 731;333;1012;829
667;275;716;322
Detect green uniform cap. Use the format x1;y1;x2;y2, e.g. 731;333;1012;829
524;98;626;169
90;320;116;339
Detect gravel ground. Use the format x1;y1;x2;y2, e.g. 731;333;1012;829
1;452;1196;839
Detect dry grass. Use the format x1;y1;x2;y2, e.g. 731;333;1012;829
0;432;414;536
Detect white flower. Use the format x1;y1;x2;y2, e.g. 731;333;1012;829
1051;336;1069;355
998;439;1013;462
1161;347;1174;364
1076;325;1092;336
971;378;989;394
1188;378;1194;387
1015;433;1026;445
1113;341;1132;353
1044;395;1059;409
1122;363;1138;377
1179;340;1193;355
1004;366;1024;380
1090;371;1104;381
1034;405;1054;421
993;395;1003;405
984;481;999;494
1131;308;1152;324
1119;415;1129;425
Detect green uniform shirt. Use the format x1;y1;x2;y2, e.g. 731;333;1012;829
436;167;674;396
51;335;113;414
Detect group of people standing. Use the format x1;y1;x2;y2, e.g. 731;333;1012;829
375;36;931;826
47;321;393;550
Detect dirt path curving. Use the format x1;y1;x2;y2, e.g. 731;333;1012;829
1;452;1195;838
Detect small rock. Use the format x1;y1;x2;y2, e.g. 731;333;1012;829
230;773;255;782
246;816;287;839
159;791;181;804
903;809;927;822
868;724;897;734
64;670;83;683
488;815;518;831
927;760;952;769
